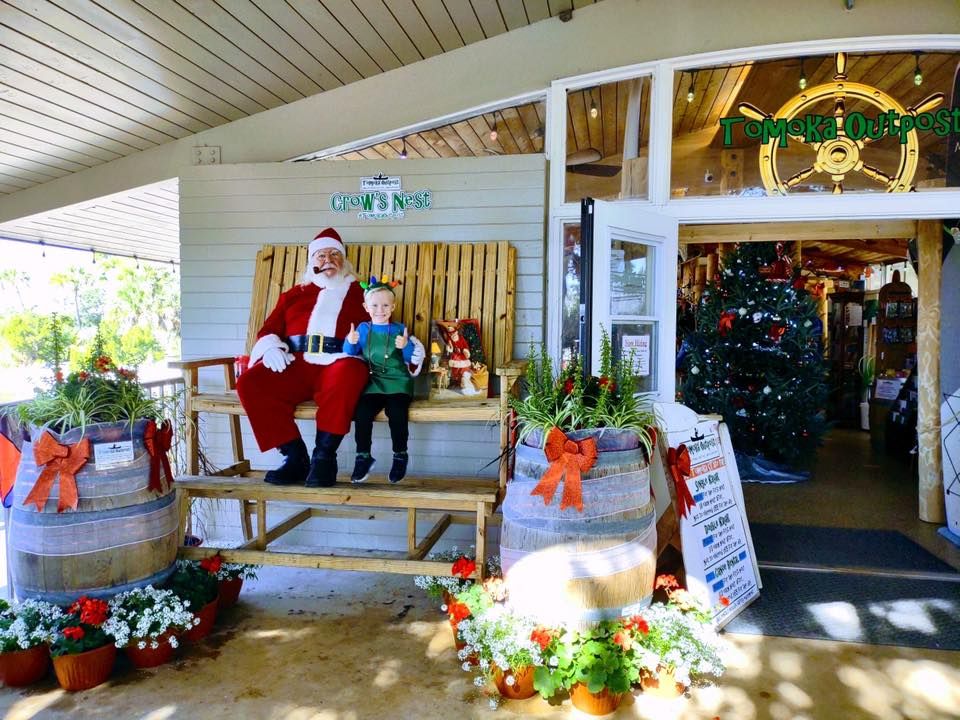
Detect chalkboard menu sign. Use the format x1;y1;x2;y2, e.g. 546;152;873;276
659;404;761;629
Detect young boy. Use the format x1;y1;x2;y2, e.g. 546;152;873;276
344;276;424;483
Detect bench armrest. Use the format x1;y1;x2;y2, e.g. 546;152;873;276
168;356;236;370
495;360;527;378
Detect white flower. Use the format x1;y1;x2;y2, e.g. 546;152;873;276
505;674;515;686
549;656;559;667
138;641;147;650
461;662;471;672
473;676;485;687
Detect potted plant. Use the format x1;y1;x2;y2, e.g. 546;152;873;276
103;586;197;668
49;596;116;691
165;559;220;642
0;598;62;687
208;555;260;610
456;601;545;703
8;324;180;603
413;547;501;608
631;575;725;697
533;621;640;716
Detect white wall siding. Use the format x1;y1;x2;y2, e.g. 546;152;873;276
179;155;545;548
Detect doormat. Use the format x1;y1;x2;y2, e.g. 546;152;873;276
725;567;960;650
749;523;958;574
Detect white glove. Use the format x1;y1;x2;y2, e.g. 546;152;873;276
410;337;425;366
262;346;294;373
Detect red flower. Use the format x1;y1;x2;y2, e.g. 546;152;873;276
624;615;649;634
117;367;137;380
79;598;109;626
78;370;90;381
200;554;223;575
62;626;85;641
448;600;470;624
718;310;737;336
719;595;731;607
94;355;112;372
597;376;616;392
612;631;633;651
450;556;476;579
655;574;680;591
562;378;575;395
530;627;553;651
54;370;64;383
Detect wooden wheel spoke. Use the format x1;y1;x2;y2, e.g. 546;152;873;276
785;166;818;188
860;164;892;185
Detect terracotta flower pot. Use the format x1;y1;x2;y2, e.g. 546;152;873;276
569;683;624;716
184;596;219;643
0;645;50;687
52;643;116;692
125;631;177;669
493;664;536;700
640;666;686;697
218;578;244;609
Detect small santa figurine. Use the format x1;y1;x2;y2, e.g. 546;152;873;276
237;228;424;486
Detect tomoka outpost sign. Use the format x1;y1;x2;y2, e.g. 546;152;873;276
716;52;950;195
330;174;432;220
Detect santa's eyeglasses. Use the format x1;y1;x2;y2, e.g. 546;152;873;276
312;249;343;261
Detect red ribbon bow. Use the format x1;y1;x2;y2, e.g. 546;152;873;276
666;444;697;519
529;427;598;513
23;432;90;512
144;420;174;494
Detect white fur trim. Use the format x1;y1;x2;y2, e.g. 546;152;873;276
250;334;287;366
408;336;425;377
308;237;345;257
303;280;351;366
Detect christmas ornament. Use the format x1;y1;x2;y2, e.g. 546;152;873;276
768;324;786;342
738;307;747;316
803;319;813;328
752;312;763;323
718;311;737;336
690;366;700;375
763;386;772;395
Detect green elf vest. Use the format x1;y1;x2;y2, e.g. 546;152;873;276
363;326;414;396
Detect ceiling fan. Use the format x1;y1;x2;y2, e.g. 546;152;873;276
566;149;621;177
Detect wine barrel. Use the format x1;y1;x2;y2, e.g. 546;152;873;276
501;428;656;628
10;420;178;604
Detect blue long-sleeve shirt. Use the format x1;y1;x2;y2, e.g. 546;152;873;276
344;322;415;363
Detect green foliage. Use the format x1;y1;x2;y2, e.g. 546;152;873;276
679;243;828;466
0;311;76;367
49;597;112;657
165;560;219;612
534;622;639;697
15;343;168;433
510;329;657;453
454;583;495;618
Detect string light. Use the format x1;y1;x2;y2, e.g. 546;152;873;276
589;90;599;119
39;239;45;258
686;70;697;103
489;113;498;142
913;52;923;86
798;57;807;90
91;248;96;264
399;138;408;159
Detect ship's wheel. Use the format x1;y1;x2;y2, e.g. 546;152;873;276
740;52;944;195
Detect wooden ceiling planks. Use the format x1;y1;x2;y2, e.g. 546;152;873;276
0;0;596;196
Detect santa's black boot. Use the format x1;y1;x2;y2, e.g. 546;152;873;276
305;431;343;487
264;438;309;485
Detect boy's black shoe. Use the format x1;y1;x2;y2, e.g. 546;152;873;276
351;454;376;484
388;452;408;484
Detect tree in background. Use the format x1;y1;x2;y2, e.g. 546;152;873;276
678;243;828;469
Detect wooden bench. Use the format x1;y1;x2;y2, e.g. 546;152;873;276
170;241;523;579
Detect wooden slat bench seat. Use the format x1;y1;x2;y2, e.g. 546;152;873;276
170;241;524;577
175;475;498;579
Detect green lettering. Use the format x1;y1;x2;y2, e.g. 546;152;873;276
803;115;824;143
863;114;885;141
932;109;952;136
915;112;934;132
844;112;867;140
719;117;744;145
393;193;407;211
898;114;915;143
762;118;789;147
821;116;837;140
360;194;375;211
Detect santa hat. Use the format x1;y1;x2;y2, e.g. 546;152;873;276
308;228;344;257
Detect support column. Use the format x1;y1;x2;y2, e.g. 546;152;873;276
917;220;945;523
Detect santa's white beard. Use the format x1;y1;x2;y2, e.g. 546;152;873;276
307;268;350;289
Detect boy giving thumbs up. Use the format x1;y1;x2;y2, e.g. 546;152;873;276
343;277;425;483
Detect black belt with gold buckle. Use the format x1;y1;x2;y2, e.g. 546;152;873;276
285;335;345;353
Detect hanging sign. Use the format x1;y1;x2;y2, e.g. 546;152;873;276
659;404;761;629
330;174;432;220
622;334;650;376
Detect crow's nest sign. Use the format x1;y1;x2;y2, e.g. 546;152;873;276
330;174;432;220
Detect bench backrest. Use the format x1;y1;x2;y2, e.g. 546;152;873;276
246;242;517;372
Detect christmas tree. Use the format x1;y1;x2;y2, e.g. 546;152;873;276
679;243;828;468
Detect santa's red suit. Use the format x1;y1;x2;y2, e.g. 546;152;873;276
236;273;369;451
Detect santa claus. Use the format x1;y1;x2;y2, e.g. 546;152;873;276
236;228;377;487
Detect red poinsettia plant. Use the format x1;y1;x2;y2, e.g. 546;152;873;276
50;596;113;657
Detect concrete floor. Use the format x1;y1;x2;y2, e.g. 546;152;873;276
2;429;959;720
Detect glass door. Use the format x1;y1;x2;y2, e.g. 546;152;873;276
585;198;678;400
